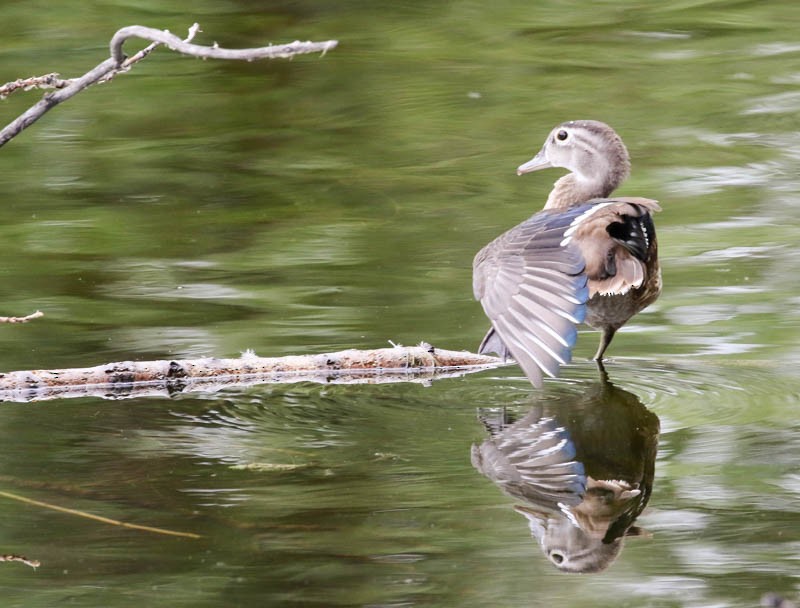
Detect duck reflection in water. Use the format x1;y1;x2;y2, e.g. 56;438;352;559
471;365;659;573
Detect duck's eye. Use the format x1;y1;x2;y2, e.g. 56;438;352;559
556;130;569;141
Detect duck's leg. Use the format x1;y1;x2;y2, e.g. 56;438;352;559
593;326;617;361
594;358;609;384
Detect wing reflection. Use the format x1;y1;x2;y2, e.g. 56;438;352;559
471;364;659;573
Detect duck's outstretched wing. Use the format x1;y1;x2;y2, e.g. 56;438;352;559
473;205;591;387
473;197;659;387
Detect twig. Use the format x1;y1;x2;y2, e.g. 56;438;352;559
0;553;40;569
108;25;337;63
0;74;71;99
0;489;200;539
0;23;338;148
0;310;43;324
0;344;508;403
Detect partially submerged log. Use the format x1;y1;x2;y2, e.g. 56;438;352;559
0;344;508;403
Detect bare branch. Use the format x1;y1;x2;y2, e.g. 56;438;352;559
0;25;203;99
0;74;70;100
97;22;201;84
108;24;337;64
0;310;43;324
0;23;338;148
0;553;40;569
0;344;508;403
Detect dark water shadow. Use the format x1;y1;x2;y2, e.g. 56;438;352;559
471;363;660;573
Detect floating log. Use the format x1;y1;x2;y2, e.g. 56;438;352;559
0;344;508;403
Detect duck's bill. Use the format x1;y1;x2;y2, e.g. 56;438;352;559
517;151;552;175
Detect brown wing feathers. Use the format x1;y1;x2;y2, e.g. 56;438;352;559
570;198;659;297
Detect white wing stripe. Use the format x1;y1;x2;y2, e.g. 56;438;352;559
560;201;615;246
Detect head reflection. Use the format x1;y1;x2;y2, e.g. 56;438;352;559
471;365;659;573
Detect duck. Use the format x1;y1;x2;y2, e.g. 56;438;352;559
473;120;661;387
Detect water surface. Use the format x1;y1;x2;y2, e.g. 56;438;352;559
1;1;800;606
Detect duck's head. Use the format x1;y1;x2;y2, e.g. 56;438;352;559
517;120;631;208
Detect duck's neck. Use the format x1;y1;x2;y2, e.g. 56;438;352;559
543;173;616;210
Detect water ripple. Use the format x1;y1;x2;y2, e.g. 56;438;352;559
664;163;781;195
743;91;800;115
752;42;800;56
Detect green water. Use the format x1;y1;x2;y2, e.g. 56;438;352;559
1;1;800;606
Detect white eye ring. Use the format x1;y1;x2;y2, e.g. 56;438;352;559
556;129;569;142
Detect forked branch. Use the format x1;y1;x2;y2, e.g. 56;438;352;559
0;23;338;148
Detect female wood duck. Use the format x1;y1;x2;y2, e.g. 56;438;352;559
473;120;661;387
